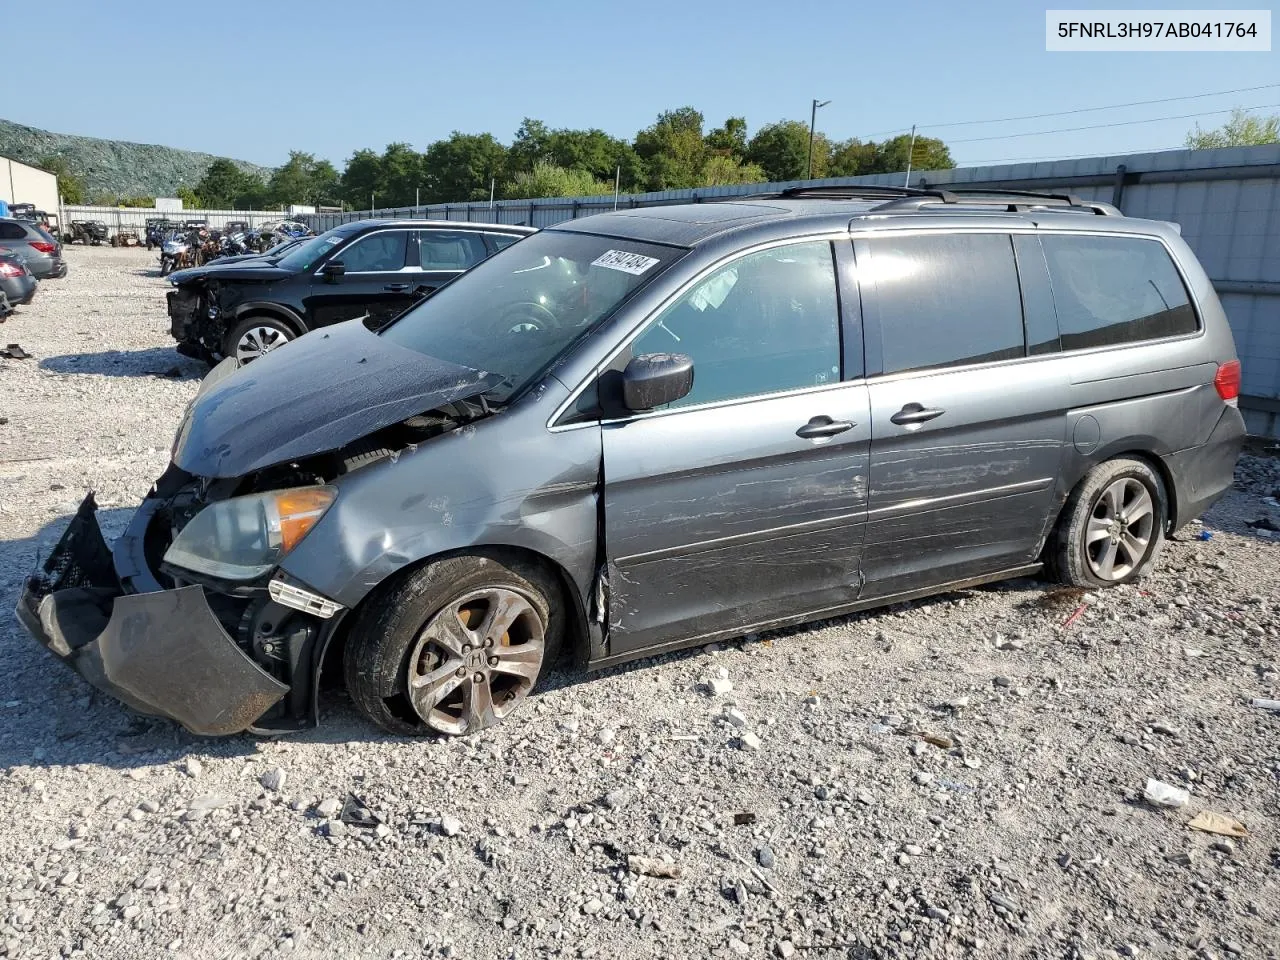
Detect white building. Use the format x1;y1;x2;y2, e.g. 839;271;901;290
0;155;59;214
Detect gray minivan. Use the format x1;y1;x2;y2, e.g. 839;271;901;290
19;186;1245;737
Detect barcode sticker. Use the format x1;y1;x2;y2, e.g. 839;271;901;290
592;249;660;275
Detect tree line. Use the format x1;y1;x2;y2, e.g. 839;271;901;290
36;106;1277;212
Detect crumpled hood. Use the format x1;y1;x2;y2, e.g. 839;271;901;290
172;319;500;478
169;262;292;285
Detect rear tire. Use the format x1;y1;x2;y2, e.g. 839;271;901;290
1048;457;1167;588
343;553;564;736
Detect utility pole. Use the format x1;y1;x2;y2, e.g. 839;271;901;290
371;192;375;216
903;125;918;188
807;99;831;181
613;165;621;211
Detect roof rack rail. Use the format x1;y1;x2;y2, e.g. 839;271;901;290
870;187;1119;216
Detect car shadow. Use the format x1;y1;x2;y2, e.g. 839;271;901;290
130;266;164;279
39;347;206;380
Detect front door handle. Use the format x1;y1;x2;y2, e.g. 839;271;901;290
384;282;411;292
890;403;945;426
796;415;855;439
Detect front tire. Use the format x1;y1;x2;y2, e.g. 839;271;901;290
343;553;564;736
1048;457;1166;588
223;316;295;363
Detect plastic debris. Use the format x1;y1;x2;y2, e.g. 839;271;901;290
1188;810;1248;838
1;343;31;360
339;793;382;828
1061;603;1088;629
1143;778;1190;809
627;855;682;879
1251;698;1280;712
732;812;757;826
1196;530;1214;541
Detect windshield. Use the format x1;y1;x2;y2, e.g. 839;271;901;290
274;230;347;272
380;230;680;403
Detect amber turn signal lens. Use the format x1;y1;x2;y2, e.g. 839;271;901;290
271;487;336;553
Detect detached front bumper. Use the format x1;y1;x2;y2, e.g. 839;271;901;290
16;494;288;736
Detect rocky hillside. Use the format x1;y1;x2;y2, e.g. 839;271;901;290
0;118;273;197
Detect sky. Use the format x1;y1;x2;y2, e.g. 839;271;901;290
4;0;1276;170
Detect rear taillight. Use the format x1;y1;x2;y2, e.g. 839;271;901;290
0;261;23;278
1214;360;1241;403
30;241;56;254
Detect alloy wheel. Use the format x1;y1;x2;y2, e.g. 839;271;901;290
235;325;289;362
1085;476;1155;581
405;587;545;735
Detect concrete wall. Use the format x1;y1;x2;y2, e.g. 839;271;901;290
0;156;58;213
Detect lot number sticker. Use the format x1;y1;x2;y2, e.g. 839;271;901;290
592;250;660;275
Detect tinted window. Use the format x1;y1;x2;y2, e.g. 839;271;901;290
0;222;27;240
487;233;525;252
418;231;487;270
630;241;840;409
339;230;408;272
1041;235;1198;350
862;233;1024;375
382;231;677;404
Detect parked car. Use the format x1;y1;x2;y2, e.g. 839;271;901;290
0;249;38;307
145;219;181;250
165;219;535;363
18;187;1244;738
0;218;67;278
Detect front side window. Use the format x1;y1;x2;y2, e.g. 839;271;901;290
418;230;488;270
339;231;408;272
275;230;348;272
629;241;841;410
381;230;679;404
861;233;1025;376
1040;234;1199;350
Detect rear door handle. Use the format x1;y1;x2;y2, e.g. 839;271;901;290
384;282;411;292
890;403;945;426
796;415;855;439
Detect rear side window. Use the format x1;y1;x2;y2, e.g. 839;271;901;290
418;231;488;270
860;233;1024;375
1040;235;1199;350
486;233;525;252
0;222;27;240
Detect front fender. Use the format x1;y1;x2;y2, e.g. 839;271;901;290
278;383;601;612
234;300;307;334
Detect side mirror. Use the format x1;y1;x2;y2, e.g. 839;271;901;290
621;353;694;411
323;260;346;283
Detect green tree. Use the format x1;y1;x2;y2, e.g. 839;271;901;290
1186;108;1280;148
827;138;879;177
341;148;383;209
875;134;953;174
422;132;507;202
505;163;613;199
508;118;552;174
705;117;748;160
196;159;267;208
176;185;202;209
697;155;767;187
377;142;424;207
269;151;341;207
34;154;85;203
633;107;707;190
745;120;829;182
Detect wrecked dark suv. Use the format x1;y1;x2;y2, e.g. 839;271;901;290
166;219;534;363
19;186;1245;738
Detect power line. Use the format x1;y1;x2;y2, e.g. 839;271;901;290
862;82;1280;137
959;144;1185;166
946;102;1280;145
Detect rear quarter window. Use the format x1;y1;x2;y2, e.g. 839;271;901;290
0;222;27;240
1040;234;1199;350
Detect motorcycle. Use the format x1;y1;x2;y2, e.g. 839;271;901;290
159;232;191;276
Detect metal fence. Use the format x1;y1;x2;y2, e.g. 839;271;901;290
59;205;289;234
305;143;1280;437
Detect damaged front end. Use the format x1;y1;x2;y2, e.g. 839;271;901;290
167;280;225;363
17;490;306;736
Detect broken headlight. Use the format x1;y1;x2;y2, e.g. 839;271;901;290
163;486;336;581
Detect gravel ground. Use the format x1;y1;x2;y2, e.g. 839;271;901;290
1;245;1278;960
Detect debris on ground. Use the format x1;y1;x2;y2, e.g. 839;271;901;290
1;343;31;359
627;855;682;879
1144;778;1191;809
1188;811;1248;838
